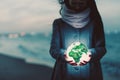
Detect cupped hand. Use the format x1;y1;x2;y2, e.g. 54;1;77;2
79;51;92;66
64;54;77;66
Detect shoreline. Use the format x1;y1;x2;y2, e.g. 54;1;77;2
0;53;52;80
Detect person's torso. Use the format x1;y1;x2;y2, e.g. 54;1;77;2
59;19;94;50
58;19;95;80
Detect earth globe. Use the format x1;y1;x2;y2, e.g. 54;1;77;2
65;42;89;65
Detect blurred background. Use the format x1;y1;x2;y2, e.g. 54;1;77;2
0;0;119;80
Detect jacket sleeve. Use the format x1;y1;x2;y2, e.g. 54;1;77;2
89;23;107;62
49;19;65;61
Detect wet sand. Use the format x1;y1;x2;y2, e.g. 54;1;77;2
0;53;52;80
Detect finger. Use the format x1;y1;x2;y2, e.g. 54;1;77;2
89;54;92;57
81;61;86;64
67;60;73;63
79;63;84;66
64;54;67;58
79;62;86;66
70;63;77;66
83;60;88;63
64;55;69;59
87;52;92;57
86;57;91;62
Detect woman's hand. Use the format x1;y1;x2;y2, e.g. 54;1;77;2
64;54;78;66
79;51;92;66
64;51;92;66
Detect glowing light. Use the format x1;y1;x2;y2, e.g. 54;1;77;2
66;42;88;65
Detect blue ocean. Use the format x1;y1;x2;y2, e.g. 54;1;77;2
0;32;55;67
0;32;119;80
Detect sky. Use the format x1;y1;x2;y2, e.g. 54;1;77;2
0;0;120;33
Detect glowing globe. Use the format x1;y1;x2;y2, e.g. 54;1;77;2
66;42;88;65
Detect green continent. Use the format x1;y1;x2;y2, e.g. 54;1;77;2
69;43;88;63
80;43;88;53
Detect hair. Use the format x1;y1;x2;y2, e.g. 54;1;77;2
57;0;64;15
58;0;64;4
58;0;91;15
57;0;103;27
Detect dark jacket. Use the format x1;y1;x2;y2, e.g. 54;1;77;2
49;1;106;80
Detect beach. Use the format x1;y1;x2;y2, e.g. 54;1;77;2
0;53;52;80
0;32;119;80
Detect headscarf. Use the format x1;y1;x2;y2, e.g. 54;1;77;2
61;4;91;28
60;0;103;28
